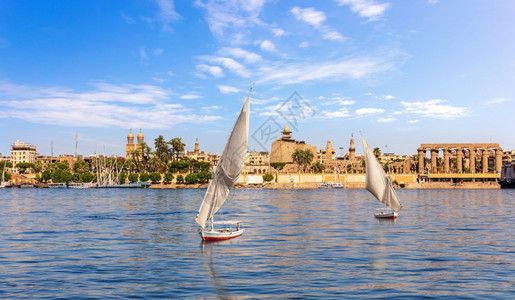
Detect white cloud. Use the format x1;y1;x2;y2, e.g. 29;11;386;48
195;0;267;38
200;56;250;77
377;117;396;122
290;7;326;28
181;94;202;99
217;85;239;94
401;99;468;119
196;64;224;78
336;0;391;20
272;28;285;37
218;47;262;63
0;81;221;129
290;6;346;42
321;107;351;118
407;120;419;124
299;41;310;48
260;40;276;52
155;0;181;31
484;97;510;105
356;107;385;115
154;48;164;56
383;94;394;99
257;57;391;85
152;77;166;83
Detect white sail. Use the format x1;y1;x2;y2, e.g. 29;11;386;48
362;136;402;212
195;94;250;229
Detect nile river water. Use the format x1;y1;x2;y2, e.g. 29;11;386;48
0;188;513;299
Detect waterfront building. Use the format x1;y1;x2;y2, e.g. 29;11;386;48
10;141;39;173
270;126;317;164
244;151;270;174
183;139;219;165
37;154;75;170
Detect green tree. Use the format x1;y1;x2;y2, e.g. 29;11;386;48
185;173;197;184
176;174;184;184
291;149;314;173
118;171;127;184
154;135;171;166
170;160;189;173
163;172;174;184
263;173;274;182
0;162;13;169
149;172;162;184
2;171;12;182
73;158;89;174
373;147;381;158
51;169;72;183
41;170;52;182
16;162;35;174
270;162;285;171
196;171;210;183
139;172;150;182
81;172;95;183
311;161;325;173
169;137;186;161
34;160;43;173
128;173;139;183
71;173;82;183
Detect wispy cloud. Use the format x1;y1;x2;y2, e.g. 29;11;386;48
401;99;468;120
290;6;346;42
484;97;510;105
217;85;239;94
377;117;396;122
0;82;220;129
260;40;276;52
356;107;385;115
155;0;181;31
199;56;250;77
335;0;391;21
257;57;391;85
195;0;267;39
196;64;224;78
218;47;262;63
321;107;352;118
181;94;202;99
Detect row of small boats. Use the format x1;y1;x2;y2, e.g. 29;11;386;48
195;89;402;241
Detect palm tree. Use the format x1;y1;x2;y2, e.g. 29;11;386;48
291;149;304;174
373;147;381;158
154;135;171;167
169;137;186;161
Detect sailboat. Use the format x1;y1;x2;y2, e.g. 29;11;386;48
195;90;250;241
318;155;344;189
0;163;8;189
362;135;402;219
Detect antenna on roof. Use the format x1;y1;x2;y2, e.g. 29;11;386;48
75;133;79;157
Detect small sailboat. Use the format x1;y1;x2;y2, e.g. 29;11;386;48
362;135;402;219
1;163;8;189
195;90;250;241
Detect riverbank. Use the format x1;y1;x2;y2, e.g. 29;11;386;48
148;181;501;189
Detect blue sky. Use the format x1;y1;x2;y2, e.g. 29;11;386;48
1;0;514;157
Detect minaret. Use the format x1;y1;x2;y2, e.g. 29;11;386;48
194;138;199;155
136;129;144;158
349;134;355;161
126;129;135;158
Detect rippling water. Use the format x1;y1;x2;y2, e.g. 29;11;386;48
0;188;513;299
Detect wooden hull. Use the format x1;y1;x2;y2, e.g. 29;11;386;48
200;229;244;241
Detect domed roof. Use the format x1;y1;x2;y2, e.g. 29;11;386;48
137;130;144;138
127;130;134;138
284;125;290;132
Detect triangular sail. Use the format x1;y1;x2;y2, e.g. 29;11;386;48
362;136;402;212
195;94;250;229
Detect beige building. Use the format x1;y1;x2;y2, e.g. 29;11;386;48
244;151;270;174
183;139;219;165
126;129;145;159
10;141;39;173
270;126;317;164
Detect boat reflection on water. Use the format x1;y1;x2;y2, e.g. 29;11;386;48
201;241;231;299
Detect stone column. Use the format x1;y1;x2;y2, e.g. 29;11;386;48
417;148;425;174
482;149;489;173
443;148;451;173
469;147;476;174
495;148;503;173
456;147;463;173
430;148;439;173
